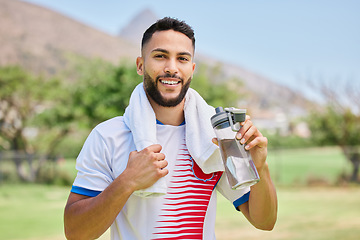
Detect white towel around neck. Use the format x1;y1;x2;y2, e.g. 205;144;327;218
123;83;224;197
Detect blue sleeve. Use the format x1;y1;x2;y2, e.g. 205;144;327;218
216;174;251;212
71;185;102;197
233;191;250;211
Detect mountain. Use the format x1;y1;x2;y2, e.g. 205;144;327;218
0;0;312;129
117;8;311;119
0;0;139;74
118;8;158;47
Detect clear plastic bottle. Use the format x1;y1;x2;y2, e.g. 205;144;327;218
211;107;260;189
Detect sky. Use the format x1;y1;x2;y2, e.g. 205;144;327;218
22;0;360;98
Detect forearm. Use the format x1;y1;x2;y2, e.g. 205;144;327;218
64;172;135;240
64;145;168;239
241;162;278;230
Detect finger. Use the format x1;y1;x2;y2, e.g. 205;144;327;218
238;118;256;142
128;150;138;159
236;115;251;139
240;115;251;126
140;146;165;162
240;125;257;145
158;167;169;177
157;159;168;169
245;136;268;150
155;152;166;161
212;138;219;146
141;145;164;159
241;118;253;133
146;144;163;153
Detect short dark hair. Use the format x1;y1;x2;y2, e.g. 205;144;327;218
141;17;195;52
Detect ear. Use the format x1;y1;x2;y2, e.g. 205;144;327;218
191;62;196;77
136;57;144;75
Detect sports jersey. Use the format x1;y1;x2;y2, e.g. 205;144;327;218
71;116;250;240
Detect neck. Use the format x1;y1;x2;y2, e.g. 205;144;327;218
148;98;185;126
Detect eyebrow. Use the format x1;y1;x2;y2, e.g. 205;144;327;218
151;48;193;58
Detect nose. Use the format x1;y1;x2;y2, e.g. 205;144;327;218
164;58;178;75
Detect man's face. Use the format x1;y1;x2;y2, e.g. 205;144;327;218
136;30;196;107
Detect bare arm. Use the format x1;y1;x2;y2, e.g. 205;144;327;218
212;116;278;230
64;144;168;240
236;116;278;230
64;174;133;240
238;163;277;230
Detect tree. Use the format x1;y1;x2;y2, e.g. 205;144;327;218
0;61;141;182
60;57;143;128
0;59;246;183
307;80;360;182
44;58;245;156
191;63;243;107
62;57;242;129
0;65;60;181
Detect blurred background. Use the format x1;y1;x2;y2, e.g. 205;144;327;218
0;0;359;239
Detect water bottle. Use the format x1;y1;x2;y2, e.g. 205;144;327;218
211;107;260;189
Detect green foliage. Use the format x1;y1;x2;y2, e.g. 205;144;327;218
308;106;360;147
0;59;245;183
266;132;314;150
191;63;242;107
307;104;360;182
0;65;73;181
36;161;73;186
0;65;59;152
62;57;142;128
33;57;142;156
304;80;360;182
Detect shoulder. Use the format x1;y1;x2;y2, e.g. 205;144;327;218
92;116;132;146
94;116;129;135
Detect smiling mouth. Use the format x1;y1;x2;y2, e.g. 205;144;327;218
160;79;181;85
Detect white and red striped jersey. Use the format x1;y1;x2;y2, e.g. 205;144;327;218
71;117;250;240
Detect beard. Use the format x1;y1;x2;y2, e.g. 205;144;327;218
143;71;192;107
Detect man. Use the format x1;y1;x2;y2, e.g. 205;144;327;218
64;17;277;240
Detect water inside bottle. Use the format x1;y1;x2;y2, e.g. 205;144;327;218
219;139;260;189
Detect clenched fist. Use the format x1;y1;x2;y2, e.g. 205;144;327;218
124;144;168;191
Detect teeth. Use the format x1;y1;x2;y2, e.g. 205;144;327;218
161;80;179;85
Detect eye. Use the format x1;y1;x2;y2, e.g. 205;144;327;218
178;56;190;62
154;54;166;59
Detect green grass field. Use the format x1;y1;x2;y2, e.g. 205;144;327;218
0;147;358;240
268;147;351;186
215;187;360;240
0;184;69;240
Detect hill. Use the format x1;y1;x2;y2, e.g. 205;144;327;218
0;0;139;74
117;7;312;124
0;0;312;131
